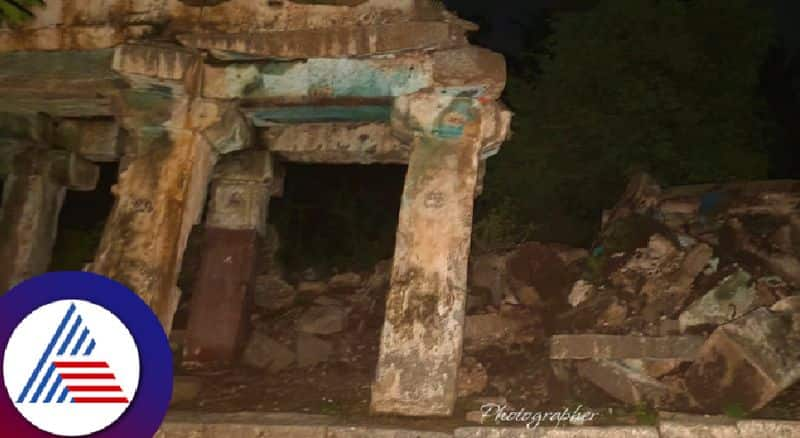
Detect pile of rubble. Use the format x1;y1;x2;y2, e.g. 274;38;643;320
171;174;799;419
467;174;800;415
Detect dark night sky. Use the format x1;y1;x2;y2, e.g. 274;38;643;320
444;0;800;58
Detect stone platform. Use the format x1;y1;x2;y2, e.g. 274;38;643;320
156;412;800;437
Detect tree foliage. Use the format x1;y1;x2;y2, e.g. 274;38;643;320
475;0;777;247
0;0;43;26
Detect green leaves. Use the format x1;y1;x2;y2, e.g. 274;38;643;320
476;0;777;246
0;0;44;26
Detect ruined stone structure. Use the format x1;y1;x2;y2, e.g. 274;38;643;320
0;0;510;417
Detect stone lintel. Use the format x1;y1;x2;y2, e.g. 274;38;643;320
177;21;467;60
0;49;120;96
55;118;121;162
371;94;487;416
0;50;120;117
112;43;203;92
0;112;54;145
3;148;99;191
243;104;393;126
261;122;410;164
202;47;506;100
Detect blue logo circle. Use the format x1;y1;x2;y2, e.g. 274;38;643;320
0;272;173;437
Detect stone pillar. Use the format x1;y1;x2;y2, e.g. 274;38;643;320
90;44;253;334
183;150;273;365
371;94;510;416
0;148;98;292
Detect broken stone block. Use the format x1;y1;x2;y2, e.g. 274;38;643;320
576;360;688;408
463;312;539;351
639;241;714;321
621;359;684;379
550;335;704;361
568;280;595;307
506;242;574;300
328;272;362;291
516;286;543;308
242;330;295;373
469;252;510;306
171;376;203;406
297;281;327;295
296;305;348;335
602;172;662;229
457;357;488;398
685;307;800;412
679;270;757;332
296;333;333;368
771;295;800;313
183;228;258;365
254;275;297;311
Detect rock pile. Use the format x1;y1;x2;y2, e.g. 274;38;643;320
545;174;800;413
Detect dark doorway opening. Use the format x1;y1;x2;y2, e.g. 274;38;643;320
49;162;118;271
0;177;5;208
269;162;406;279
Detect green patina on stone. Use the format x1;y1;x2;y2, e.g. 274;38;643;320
233;58;431;99
250;105;391;124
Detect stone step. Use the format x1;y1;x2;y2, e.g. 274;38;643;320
156;412;800;438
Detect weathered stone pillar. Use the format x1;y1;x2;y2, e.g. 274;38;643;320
183;150;274;365
91;44;252;334
371;94;510;416
0;148;98;292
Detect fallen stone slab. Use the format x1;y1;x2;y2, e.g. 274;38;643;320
685;307;800;412
453;426;659;437
550;335;704;361
679;270;757;332
576;360;688;408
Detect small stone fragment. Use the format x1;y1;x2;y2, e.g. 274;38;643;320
328;272;362;291
296;333;334;368
242;331;296;373
568;280;595;307
254;275;297;311
296;305;348;335
457;357;488;397
297;281;327;295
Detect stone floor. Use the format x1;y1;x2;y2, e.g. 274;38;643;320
156;411;800;437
